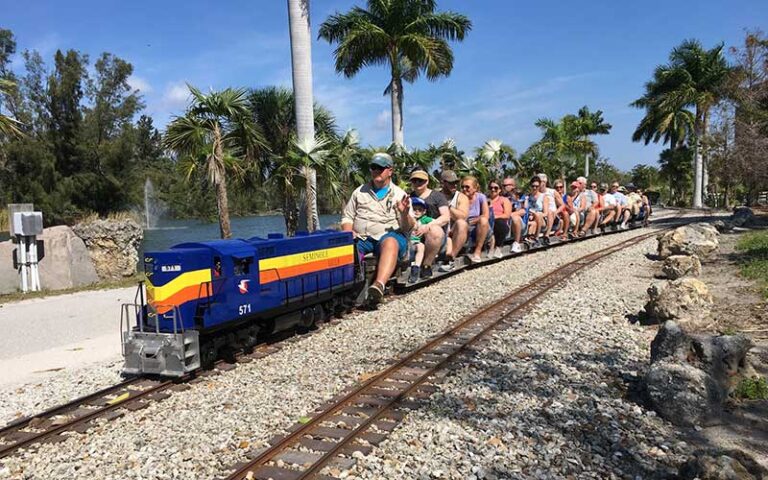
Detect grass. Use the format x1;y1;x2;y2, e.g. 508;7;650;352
735;230;768;297
0;274;145;305
733;376;768;400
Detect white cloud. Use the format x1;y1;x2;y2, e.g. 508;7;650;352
128;75;152;93
162;82;191;111
375;110;389;130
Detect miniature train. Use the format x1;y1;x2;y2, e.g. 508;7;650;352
122;221;646;377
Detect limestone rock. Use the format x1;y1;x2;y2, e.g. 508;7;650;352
662;254;702;280
650;321;692;363
657;225;719;259
731;207;755;228
645;359;712;426
661;255;701;280
645;322;755;426
713;219;734;233
0;226;99;294
646;278;713;326
690;222;720;242
679;452;758;479
72;218;143;280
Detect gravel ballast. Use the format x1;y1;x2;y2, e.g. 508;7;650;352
354;237;691;480
1;221;677;479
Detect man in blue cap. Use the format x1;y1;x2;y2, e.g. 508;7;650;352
341;152;414;304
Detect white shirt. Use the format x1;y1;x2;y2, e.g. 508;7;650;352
603;193;618;207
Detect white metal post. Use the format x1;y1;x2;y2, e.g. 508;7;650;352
18;235;28;293
29;236;40;291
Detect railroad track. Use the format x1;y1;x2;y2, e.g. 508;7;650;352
0;376;172;460
0;212;686;463
0;337;295;460
221;228;669;480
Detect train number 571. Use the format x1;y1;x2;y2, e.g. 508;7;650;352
238;304;252;315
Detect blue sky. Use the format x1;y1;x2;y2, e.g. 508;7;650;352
3;0;767;171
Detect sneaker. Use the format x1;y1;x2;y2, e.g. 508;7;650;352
511;242;523;253
621;222;629;230
407;266;420;284
367;281;385;305
420;265;433;279
492;247;503;259
542;236;550;246
438;260;455;273
469;254;482;263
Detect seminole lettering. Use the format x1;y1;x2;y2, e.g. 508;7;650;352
302;250;329;262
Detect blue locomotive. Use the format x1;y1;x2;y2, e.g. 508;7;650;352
122;230;363;376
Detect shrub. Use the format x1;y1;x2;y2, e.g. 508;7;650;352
733;376;768;400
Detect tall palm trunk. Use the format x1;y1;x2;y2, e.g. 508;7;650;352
212;125;232;239
692;109;704;208
284;184;299;237
701;111;710;206
390;76;404;148
287;0;319;232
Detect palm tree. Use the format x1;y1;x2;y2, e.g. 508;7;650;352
318;0;471;147
164;85;264;239
532;116;596;180
0;79;23;137
247;86;339;235
476;139;517;179
631;40;732;207
287;0;320;231
573;106;612;176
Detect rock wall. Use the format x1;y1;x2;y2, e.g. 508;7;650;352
72;219;143;280
0;226;99;294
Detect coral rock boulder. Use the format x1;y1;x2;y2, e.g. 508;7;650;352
646;278;713;327
73;218;143;280
657;225;719;259
662;254;702;280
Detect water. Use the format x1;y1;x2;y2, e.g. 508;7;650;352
143;178;167;229
142;214;341;253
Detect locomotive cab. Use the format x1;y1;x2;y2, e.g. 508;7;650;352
122;231;363;377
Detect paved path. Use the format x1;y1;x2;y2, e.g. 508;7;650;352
0;287;134;386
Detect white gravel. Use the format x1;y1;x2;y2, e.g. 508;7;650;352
0;217;679;479
352;237;692;480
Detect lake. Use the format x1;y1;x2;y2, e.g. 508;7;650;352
142;214;341;253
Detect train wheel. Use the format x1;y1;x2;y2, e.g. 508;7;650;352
200;341;217;370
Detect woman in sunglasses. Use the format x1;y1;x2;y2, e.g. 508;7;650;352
524;176;543;244
487;180;511;258
461;176;490;262
552;180;571;240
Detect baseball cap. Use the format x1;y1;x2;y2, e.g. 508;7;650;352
371;152;393;168
618;186;627;193
410;169;429;181
440;170;459;183
411;196;427;210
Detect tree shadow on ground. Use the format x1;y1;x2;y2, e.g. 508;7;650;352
416;346;683;479
417;338;768;479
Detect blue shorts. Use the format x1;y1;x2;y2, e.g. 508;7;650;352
357;231;409;259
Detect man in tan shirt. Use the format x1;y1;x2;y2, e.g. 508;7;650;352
341;152;413;304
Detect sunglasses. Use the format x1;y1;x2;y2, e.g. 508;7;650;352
410;178;427;185
503;184;514;187
590;185;597;188
489;186;500;191
370;165;386;172
555;185;564;189
461;185;472;190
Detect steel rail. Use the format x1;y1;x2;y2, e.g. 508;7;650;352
223;227;669;480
